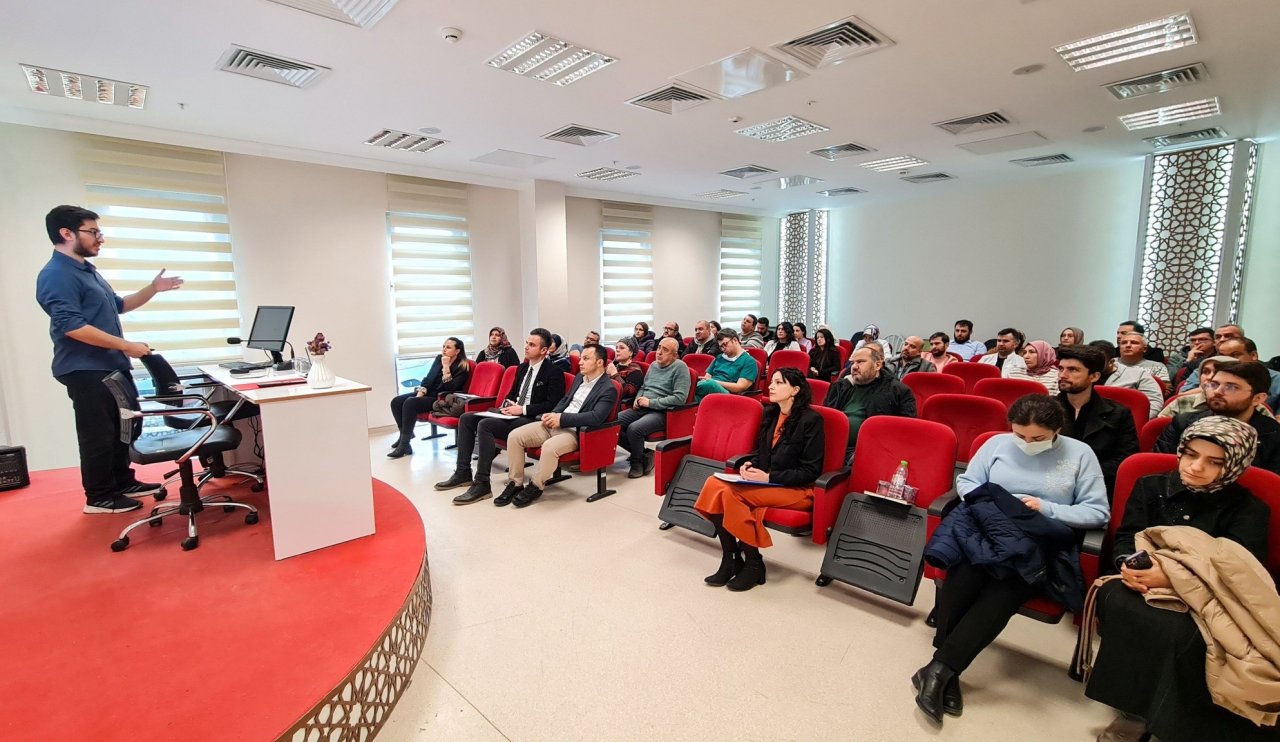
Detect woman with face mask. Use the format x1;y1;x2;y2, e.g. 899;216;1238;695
913;394;1109;726
1086;417;1272;742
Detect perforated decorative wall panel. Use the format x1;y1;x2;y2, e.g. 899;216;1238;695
1227;142;1259;324
778;210;828;328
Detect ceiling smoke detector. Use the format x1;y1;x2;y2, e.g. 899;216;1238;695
20;63;149;108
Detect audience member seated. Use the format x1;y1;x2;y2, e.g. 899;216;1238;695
632;322;657;354
1155;360;1280;474
891;336;930;379
476;326;519;367
764;321;801;357
1160;356;1275;420
388;337;470;459
708;320;722;335
547;334;572;372
1117;331;1170;383
1055;345;1138;496
687;320;721;357
1174;326;1216;379
1012;340;1059;392
435;328;567;504
808;327;843;381
923;332;959;372
1180;337;1280;411
977;328;1029;376
660;321;685;355
739;313;764;349
568;329;601;357
616;338;690;478
605;338;646;405
1091;340;1163;419
1117;319;1166;364
794;322;813;352
755;316;771;342
855;323;893;356
948;320;987;361
1085;417;1273;742
694;368;825;592
913;396;1108;726
1059;326;1085;346
822;345;916;462
695;329;757;401
497;344;618;508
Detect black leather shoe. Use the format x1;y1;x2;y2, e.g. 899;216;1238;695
911;660;955;726
943;676;963;717
512;484;543;508
386;442;412;458
434;471;473;491
452;482;492;505
494;481;522;506
627;460;645;478
726;553;766;591
642;450;655;476
704;551;744;586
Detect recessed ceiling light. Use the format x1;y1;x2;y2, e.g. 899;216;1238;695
772;175;824;189
1012;64;1044;75
1082;125;1106;133
1118;97;1220;131
735;116;829;143
859;155;928;172
577;167;637;181
487;31;616;87
1054;13;1197;72
265;0;400;28
364;128;447;153
695;189;747;199
20;64;149;108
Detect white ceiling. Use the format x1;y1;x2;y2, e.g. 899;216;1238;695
3;0;1279;215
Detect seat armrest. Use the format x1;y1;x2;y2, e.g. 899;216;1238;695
463;395;499;413
812;467;852;545
815;467;850;491
1081;528;1106;556
726;453;752;470
576;422;622;471
140;392;209;405
654;437;693;496
655;436;692;454
927;490;960;518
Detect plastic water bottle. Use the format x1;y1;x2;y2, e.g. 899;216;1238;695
890;460;909;490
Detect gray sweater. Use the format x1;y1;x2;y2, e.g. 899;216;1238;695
637;359;691;410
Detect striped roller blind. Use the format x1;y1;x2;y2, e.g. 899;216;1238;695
387;175;473;364
719;213;764;326
79;135;240;366
600;202;653;344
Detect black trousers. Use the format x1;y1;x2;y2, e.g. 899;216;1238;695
390;392;435;440
932;561;1038;673
452;411;530;482
56;370;141;503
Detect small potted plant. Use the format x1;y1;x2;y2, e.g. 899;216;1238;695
306;332;335;389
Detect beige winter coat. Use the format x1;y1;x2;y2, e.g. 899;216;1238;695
1137;525;1280;726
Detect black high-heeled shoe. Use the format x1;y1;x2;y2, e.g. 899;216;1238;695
911;660;955;725
726;552;766;591
387;442;413;459
704;551;744;586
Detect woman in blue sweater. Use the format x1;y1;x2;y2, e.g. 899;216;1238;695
914;394;1109;726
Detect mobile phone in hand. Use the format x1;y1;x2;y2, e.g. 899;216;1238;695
1125;550;1153;570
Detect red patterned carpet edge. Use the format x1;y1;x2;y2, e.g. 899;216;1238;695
0;464;425;741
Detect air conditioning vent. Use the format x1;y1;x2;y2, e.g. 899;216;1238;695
771;15;895;68
626;83;717;114
217;45;329;88
364;129;447;153
817;187;866;196
935;111;1013;136
720;165;777;179
542;124;618;146
1105;63;1208;100
1010;154;1074;167
265;0;399;28
901;172;954;184
695;189;746;199
1143;127;1230;149
810;142;875;161
772;175;824;189
576;167;637;181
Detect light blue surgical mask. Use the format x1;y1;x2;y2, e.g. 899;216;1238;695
1015;437;1054;456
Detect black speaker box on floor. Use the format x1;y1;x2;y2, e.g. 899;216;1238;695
0;446;31;491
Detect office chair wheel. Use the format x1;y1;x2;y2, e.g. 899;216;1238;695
149;518;162;528
250;482;264;493
153;489;168;502
245;512;259;525
181;536;199;551
815;574;833;587
111;537;129;552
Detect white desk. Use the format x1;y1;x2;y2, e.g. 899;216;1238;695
199;365;375;560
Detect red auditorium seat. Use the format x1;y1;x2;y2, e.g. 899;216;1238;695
420;361;505;447
1095;385;1151;433
758;406;851;545
919;393;1009;464
941;362;1001;393
745;348;768;392
682;353;714;378
654;394;763;498
901;372;965;411
1139;416;1173;453
808;379;830;405
766;349;809;378
836;344;852;373
568;354;579;375
972;377;1048;410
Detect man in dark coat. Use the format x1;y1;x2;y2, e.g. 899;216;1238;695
1055;345;1139;498
823;345;916;462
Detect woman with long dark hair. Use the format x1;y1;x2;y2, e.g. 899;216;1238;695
808;328;842;381
389;337;469;458
764;321;801;358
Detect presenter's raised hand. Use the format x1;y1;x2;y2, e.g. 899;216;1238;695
151;269;184;292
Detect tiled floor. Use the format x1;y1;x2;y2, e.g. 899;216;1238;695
369;430;1114;741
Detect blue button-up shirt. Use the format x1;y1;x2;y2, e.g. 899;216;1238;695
36;250;131;377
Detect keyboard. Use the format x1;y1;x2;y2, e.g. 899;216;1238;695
218;361;273;371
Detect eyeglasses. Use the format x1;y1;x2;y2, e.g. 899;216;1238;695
1204;380;1247;395
77;228;105;240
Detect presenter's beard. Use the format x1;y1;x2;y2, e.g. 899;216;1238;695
73;243;99;258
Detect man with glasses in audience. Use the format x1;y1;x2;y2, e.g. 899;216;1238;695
1174;326;1217;380
947;320;986;361
1179;336;1280;410
661;321;686;356
1155;360;1280;474
694;329;757;401
36;205;184;514
687;320;721;357
568;329;601;358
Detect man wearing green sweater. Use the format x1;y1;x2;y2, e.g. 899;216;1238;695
616;337;690;478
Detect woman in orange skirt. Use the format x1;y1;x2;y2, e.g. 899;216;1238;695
695;367;826;592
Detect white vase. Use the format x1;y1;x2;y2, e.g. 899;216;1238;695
307;354;336;389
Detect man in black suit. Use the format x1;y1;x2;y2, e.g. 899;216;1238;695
1054;345;1138;498
436;328;566;501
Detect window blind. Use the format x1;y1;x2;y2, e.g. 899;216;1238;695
600;202;654;344
79;135;240;366
387;174;473;384
719;213;764;326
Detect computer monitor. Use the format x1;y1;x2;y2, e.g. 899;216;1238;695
246;305;295;353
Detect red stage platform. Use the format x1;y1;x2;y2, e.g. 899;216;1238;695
0;464;430;741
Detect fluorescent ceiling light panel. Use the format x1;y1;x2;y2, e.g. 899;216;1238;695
265;0;400;28
1054;13;1197;72
487;31;616;87
675;48;805;99
956;131;1050;155
736;116;829;143
20;64;148;108
1119;97;1221;131
364;129;447;153
470;149;555;168
577;167;637;181
695;190;747;199
859;155;927;172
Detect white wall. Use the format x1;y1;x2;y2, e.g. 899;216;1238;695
826;163;1146;346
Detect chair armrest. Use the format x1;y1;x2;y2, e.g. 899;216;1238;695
654;436;693;496
463;395;499;413
815;467;850;491
726;453;752;470
927;490;960;518
1081;528;1106;556
812;467;852;545
665;404;699;439
575;422;622;471
140;392;209;405
655;436;692;453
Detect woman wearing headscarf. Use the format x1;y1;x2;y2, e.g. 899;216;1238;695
547;333;572;372
606;337;646;405
1060;327;1085;347
388;337;469;458
1010;340;1059;392
476;326;519;368
1085;417;1271;742
854;324;892;356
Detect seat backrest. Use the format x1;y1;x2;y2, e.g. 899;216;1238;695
605;379;623;422
467;361;506;397
849;417;957;511
1238;466;1280;580
808;379;831;405
1095;385;1151;431
563;372;575;400
812;406;851;475
767;349;809;378
568;354;580;375
1139;416;1173;452
1154;376;1169;398
972;377;1049;409
689;394;763;460
683;353;714;377
635;361;650;375
919;393;1009;463
685;366;698;404
946;352;964;363
683;337;694;348
745;347;767;369
901;372;965;410
836;343;852;370
102;371;139;444
968;430;1002;461
644;351;658;363
492;365;520;403
137;353;184;399
605;346;615;362
942;362;1001;392
1111;453;1178;537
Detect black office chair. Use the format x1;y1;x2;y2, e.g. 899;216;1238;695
138;354;264;495
102;371;259;552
